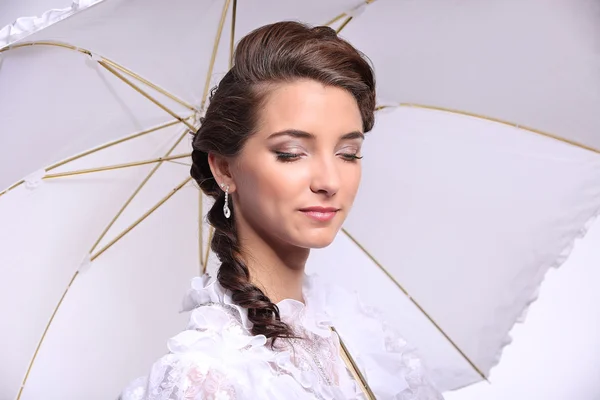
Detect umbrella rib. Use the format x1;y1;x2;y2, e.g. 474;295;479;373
101;58;200;112
331;326;377;400
89;128;191;254
91;176;193;261
201;0;232;110
97;60;196;132
0;119;186;198
203;226;215;273
229;0;237;69
15;130;192;397
9;41;200;129
16;271;81;400
199;191;204;275
43;153;190;179
46;119;189;171
324;13;347;27
198;0;235;273
1;42;199;113
336;16;354;34
331;0;376;33
379;104;600;155
341;228;489;381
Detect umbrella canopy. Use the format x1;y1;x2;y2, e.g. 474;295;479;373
1;1;599;398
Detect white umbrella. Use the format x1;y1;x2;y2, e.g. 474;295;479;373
1;1;599;398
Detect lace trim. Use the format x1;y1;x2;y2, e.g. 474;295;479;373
120;274;444;399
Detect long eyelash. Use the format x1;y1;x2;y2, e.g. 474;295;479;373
275;151;301;162
275;152;362;162
341;153;363;161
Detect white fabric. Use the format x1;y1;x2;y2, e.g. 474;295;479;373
0;0;70;34
0;0;101;47
119;274;444;400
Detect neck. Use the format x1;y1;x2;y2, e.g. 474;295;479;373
236;220;309;304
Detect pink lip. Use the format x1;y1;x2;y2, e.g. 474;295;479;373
299;207;340;222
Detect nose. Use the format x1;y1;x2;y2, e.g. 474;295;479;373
309;154;340;197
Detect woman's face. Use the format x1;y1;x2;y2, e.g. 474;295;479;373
230;79;364;249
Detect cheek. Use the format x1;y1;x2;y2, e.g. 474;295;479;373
343;165;362;188
343;165;362;201
237;160;307;208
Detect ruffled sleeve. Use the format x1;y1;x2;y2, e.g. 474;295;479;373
119;304;266;400
120;349;237;400
119;276;315;400
321;279;444;400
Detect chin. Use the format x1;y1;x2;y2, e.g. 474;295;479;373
296;229;338;249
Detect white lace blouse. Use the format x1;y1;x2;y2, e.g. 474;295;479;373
120;274;444;400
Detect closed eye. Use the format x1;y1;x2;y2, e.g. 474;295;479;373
275;151;303;162
339;153;363;162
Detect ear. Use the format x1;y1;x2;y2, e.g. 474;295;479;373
208;152;236;193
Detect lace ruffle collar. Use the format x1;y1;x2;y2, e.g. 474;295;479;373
181;273;333;338
176;273;443;399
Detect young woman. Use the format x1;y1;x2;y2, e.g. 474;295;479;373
121;21;443;400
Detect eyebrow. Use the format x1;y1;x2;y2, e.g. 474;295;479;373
267;129;365;141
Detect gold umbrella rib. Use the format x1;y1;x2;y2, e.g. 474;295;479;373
336;17;353;34
0;119;185;198
325;13;346;27
229;0;238;69
198;0;234;273
332;326;377;400
16;271;81;400
199;191;204;275
48;119;188;170
102;58;200;112
201;0;232;110
89;128;191;254
98;60;196;132
202;226;215;274
43;153;190;179
2;41;199;113
379;104;600;154
341;228;488;381
91;176;193;261
331;0;376;33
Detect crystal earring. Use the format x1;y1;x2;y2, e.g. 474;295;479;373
221;183;231;219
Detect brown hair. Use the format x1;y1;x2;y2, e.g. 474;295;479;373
190;21;376;343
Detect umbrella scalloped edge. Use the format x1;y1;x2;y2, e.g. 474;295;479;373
485;201;600;380
0;0;102;49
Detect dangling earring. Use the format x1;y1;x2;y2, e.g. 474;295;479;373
220;183;231;219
